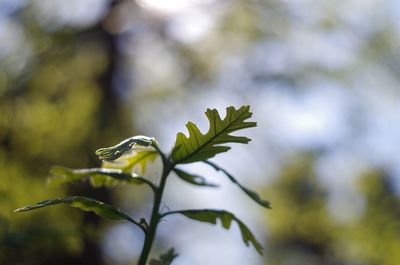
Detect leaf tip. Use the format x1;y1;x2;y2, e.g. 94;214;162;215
14;205;31;213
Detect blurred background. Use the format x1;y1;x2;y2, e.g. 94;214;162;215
1;0;400;264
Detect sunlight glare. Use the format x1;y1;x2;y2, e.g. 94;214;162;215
137;0;196;14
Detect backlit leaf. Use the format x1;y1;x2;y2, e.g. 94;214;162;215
171;105;257;164
48;166;154;189
102;147;158;175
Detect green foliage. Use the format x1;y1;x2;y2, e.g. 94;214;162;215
15;105;267;265
149;248;179;265
0;28;114;265
165;209;263;255
171;106;257;164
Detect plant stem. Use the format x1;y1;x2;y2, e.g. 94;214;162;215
137;151;171;265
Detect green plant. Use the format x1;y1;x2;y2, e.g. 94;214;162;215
15;105;270;265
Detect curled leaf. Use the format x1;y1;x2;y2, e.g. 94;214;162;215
95;135;155;161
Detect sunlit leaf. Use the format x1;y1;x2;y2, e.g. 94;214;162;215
166;209;263;255
174;168;218;187
102;147;159;175
171;105;257;164
15;196;135;222
149;248;179;265
205;161;271;209
48;166;154;189
95;135;155;161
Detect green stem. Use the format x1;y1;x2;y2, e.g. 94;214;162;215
137;149;171;265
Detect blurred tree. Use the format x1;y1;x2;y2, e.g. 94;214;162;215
263;155;400;265
0;2;138;265
336;170;400;265
263;155;338;265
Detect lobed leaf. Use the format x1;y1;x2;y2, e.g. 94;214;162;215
48;165;154;190
149;248;178;265
95;135;155;161
205;161;271;209
174;168;218;187
164;209;263;255
171;105;257;164
14;196;135;222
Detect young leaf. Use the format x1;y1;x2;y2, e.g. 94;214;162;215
162;209;263;255
102;147;158;175
48;166;155;191
95;135;155;161
171;105;257;164
14;196;137;224
204;161;271;209
149;248;178;265
173;168;218;187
